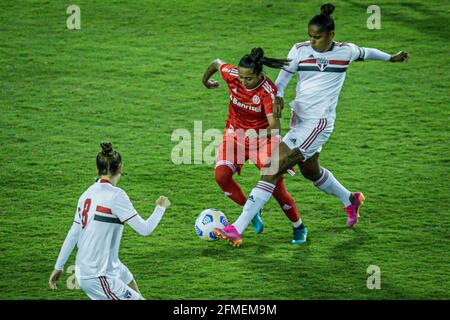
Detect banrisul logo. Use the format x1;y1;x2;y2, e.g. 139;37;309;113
317;57;329;71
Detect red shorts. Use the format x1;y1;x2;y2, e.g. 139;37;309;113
215;130;281;175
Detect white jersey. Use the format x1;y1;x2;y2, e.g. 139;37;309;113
73;179;138;280
277;41;366;121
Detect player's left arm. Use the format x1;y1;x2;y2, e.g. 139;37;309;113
113;189;171;237
388;51;409;62
126;197;171;236
353;44;409;62
266;114;280;136
364;48;409;62
257;92;281;139
245;115;280;140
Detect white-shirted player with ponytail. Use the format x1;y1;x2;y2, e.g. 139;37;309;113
49;142;171;300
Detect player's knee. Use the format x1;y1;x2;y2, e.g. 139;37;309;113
261;163;283;183
214;166;233;186
260;173;279;185
261;164;280;184
300;165;321;181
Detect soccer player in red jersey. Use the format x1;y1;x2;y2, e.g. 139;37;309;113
202;48;306;244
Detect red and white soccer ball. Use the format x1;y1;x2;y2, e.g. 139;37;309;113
195;209;229;241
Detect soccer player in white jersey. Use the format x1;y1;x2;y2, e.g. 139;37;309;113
214;3;409;247
49;142;171;299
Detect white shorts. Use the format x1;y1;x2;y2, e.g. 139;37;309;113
77;263;139;300
78;276;141;300
282;115;334;161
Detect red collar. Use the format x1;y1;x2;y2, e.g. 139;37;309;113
99;179;112;185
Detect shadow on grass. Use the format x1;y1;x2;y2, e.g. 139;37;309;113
329;227;374;258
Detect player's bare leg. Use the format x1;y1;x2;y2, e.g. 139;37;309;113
299;153;365;227
260;142;305;184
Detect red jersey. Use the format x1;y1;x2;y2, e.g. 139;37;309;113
219;63;277;131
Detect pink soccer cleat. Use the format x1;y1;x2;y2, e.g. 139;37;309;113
213;225;243;247
344;192;365;227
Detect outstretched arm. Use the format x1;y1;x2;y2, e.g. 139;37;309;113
202;59;225;89
363;48;409;62
389;51;409;62
126;196;171;236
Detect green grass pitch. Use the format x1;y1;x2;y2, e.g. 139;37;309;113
0;0;448;299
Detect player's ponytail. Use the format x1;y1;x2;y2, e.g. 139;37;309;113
239;47;290;75
100;142;114;156
96;141;122;176
309;3;336;33
320;3;335;16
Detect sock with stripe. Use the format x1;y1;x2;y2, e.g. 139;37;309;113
272;177;301;223
233;181;275;234
214;165;246;206
313;167;352;207
293;221;305;229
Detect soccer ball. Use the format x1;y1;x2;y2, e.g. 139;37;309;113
195;209;229;241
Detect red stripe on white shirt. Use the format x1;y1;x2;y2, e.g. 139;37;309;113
96;205;112;214
299;59;349;66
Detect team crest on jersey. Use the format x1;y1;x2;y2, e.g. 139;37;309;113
252;95;260;104
316;57;329;71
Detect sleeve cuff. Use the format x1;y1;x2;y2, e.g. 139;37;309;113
54;264;64;271
154;205;166;215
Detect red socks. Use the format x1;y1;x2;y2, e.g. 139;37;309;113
272;177;301;223
214;165;246;206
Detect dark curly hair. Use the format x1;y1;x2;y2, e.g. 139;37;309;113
96;141;122;176
308;3;336;33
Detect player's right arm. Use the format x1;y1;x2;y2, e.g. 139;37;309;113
49;207;82;290
126;196;171;236
202;59;225;89
274;45;298;118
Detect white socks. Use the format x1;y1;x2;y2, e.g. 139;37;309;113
232;169;351;234
233;181;275;234
292;219;303;228
313;168;352;207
